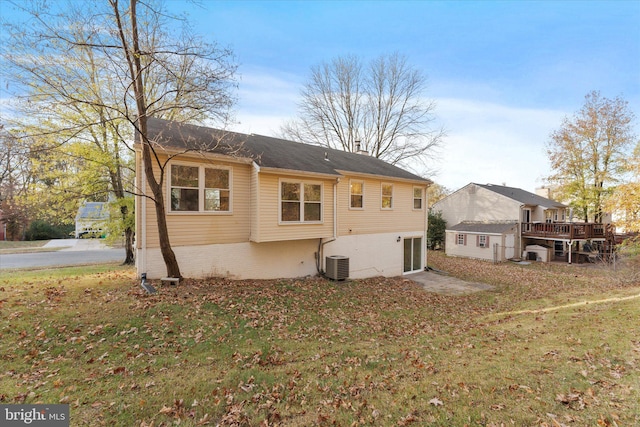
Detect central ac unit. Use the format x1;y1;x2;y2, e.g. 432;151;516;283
326;255;349;280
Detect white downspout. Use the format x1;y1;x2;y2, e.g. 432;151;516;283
318;177;339;274
333;178;339;240
424;184;429;270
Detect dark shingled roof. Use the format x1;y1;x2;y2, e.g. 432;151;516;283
474;183;566;208
147;117;428;182
448;221;518;234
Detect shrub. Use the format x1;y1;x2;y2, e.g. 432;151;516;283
25;220;73;240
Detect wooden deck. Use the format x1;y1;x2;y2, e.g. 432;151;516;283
522;222;606;240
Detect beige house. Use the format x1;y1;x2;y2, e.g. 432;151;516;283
432;183;611;263
135;118;431;280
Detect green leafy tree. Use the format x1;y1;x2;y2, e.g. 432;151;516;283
427;182;450;208
605;141;640;233
427;210;446;250
2;0;237;273
546;91;636;222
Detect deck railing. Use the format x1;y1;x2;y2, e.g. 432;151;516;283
521;222;606;239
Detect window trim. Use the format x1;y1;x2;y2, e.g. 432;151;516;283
381;182;394;210
413;186;424;210
278;179;324;224
168;162;233;214
477;234;490;248
456;233;467;246
349;179;364;210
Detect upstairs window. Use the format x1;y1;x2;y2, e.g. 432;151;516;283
350;180;364;209
204;168;230;211
381;183;393;209
281;181;322;223
413;187;423;210
170;165;199;211
170;164;230;212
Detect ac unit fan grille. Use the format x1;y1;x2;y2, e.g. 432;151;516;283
326;255;349;280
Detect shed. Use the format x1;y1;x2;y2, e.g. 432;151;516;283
445;221;518;262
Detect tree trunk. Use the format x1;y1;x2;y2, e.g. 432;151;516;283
140;129;181;278
120;202;135;265
117;0;181;278
123;226;135;264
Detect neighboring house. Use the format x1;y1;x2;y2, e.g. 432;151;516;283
75;202;109;238
432;183;612;263
135;118;431;280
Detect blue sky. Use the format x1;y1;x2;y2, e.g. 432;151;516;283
171;0;639;192
3;0;639;192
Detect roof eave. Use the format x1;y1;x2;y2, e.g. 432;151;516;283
133;142;254;165
257;166;342;180
335;169;430;185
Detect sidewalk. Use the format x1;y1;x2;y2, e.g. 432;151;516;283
43;239;111;251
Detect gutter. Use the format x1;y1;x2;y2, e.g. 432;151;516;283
424;183;429;270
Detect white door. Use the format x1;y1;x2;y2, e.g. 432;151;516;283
505;234;515;259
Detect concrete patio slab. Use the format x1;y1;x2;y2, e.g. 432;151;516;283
405;270;494;295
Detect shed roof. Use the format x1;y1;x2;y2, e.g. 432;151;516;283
447;221;518;234
146;117;429;183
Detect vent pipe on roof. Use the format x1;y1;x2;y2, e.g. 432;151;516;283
354;140;369;156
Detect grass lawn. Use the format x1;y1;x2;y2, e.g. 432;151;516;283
0;254;638;426
0;240;55;254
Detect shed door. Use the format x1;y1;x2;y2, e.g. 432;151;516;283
403;237;422;273
505;234;515;259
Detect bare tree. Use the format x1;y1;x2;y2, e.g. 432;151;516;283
281;52;444;171
2;0;237;276
546;91;636;222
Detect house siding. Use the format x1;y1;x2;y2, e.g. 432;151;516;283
337;176;427;236
433;184;522;226
140;154;252;248
252;172;336;243
445;231;506;262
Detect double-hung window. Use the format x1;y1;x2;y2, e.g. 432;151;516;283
350;180;364;209
381;183;393;209
170;164;230;212
281;181;322;223
477;235;489;248
456;234;466;245
413;187;423;210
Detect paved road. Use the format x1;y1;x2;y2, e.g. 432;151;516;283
0;239;126;269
